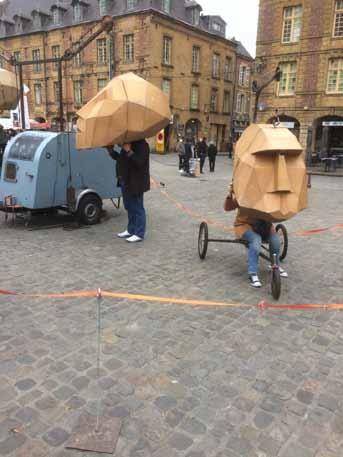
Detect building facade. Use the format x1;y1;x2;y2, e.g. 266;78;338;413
0;0;239;150
256;0;343;156
231;42;254;141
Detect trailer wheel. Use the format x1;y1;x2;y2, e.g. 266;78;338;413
198;222;209;260
271;267;281;300
275;224;288;261
77;194;102;225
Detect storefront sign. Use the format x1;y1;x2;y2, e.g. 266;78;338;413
322;121;343;127
279;122;295;129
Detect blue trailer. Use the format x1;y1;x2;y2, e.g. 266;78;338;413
0;131;121;225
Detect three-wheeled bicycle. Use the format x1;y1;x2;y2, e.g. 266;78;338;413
198;221;288;300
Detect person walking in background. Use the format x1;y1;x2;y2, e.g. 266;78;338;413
208;141;218;172
197;137;208;174
176;138;186;172
107;139;150;243
0;124;8;170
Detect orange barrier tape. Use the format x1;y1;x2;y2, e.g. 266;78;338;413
151;177;342;238
1;287;343;311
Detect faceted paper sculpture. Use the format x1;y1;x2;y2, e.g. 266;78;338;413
76;73;171;149
0;69;19;111
233;124;308;222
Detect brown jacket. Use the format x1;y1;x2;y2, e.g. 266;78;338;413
234;209;275;239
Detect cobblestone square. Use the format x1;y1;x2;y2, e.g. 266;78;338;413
0;155;343;456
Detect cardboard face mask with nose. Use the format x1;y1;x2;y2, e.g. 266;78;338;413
233;124;308;222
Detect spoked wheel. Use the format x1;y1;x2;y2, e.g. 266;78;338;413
276;223;288;261
271;267;281;300
198;222;209;260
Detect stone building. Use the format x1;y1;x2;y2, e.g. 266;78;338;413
256;0;343;156
231;41;254;142
0;0;242;150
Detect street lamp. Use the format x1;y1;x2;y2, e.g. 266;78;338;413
252;67;282;123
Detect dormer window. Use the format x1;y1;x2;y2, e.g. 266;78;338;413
127;0;138;10
99;0;108;16
51;4;67;25
191;8;200;25
72;0;89;22
32;12;42;29
212;22;222;32
162;0;171;14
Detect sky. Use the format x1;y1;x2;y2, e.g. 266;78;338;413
200;0;260;57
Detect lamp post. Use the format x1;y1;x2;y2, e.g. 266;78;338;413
252;66;282;123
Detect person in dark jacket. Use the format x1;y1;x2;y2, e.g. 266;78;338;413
107;139;150;242
208;141;218;172
196;137;208;174
0;125;8;170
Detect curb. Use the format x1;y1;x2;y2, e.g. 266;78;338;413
308;171;343;177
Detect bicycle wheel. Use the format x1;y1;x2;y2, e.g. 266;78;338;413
276;224;288;261
198;222;209;260
271;268;281;300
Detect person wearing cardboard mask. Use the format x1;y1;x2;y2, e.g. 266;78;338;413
107;139;150;243
225;124;308;288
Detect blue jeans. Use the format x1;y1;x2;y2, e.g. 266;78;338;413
122;191;146;239
242;230;280;275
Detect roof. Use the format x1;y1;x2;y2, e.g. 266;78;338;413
234;41;254;60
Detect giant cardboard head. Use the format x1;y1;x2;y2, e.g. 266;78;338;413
76;72;171;149
0;69;19;111
233;124;308;222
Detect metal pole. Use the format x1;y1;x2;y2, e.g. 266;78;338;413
18;64;25;130
58;60;64;132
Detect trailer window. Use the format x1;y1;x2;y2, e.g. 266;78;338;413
8;136;45;161
4;162;17;182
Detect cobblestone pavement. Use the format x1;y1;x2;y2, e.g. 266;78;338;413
0;155;343;457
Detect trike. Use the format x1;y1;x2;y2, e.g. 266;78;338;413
198;222;288;300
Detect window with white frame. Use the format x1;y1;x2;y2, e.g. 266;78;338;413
34;83;42;105
212;53;220;78
73;80;83;105
99;0;108;16
327;58;343;93
282;5;302;43
52;8;62;25
224;57;231;81
278;62;297;96
52;45;60;70
190;85;199;110
53;81;60;102
212;22;221;32
73;52;81;66
334;1;343;37
236;93;245;113
162;79;171;99
191;8;200;25
162;0;171;13
192;46;200;73
73;3;83;22
127;0;138;9
163;36;172;65
32;49;41;72
97;38;107;65
123;34;134;63
239;65;247;86
210;88;218;112
223;91;230;113
97;78;108;91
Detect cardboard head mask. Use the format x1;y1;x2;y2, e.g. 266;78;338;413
233;124;308;222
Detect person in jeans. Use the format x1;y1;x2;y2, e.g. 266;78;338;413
107;139;150;243
234;209;288;287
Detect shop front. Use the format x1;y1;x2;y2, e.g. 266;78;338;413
313;116;343;157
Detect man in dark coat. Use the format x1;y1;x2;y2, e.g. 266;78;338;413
196;137;208;174
208;141;218;172
107;139;150;242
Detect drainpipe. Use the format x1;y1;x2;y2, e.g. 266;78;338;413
42;31;49;120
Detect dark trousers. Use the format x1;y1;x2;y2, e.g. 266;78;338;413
200;157;206;173
122;191;146;239
209;157;216;172
178;155;184;170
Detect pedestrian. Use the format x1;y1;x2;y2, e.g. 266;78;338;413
176;138;185;172
183;139;192;175
0;124;8;170
107;139;150;243
197;137;208;173
208;141;218;172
